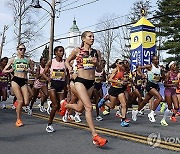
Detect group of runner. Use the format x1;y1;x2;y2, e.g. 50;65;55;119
0;30;179;147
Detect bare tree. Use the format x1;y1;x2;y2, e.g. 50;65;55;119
6;0;41;51
95;13;119;73
129;0;152;22
115;16;131;60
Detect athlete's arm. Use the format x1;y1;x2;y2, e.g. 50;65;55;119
137;64;151;77
65;48;78;73
29;59;35;74
94;50;102;73
42;60;51;82
36;65;41;79
2;58;14;73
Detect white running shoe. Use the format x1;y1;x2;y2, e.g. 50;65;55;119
46;124;55;133
38;103;41;108
96;116;103;121
47;100;52;115
22;106;27;112
74;114;81;123
27;108;32;116
115;110;122;118
132;110;138;121
1;103;6;109
138;110;144;115
40;106;46;112
148;112;156;122
68;115;75;121
12;105;16;109
62;116;68;122
62;110;68;122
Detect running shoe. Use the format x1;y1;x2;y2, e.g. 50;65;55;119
96;116;103;121
160;119;168;126
14;101;18;108
148;112;156;122
98;98;106;108
15;119;23;127
46;124;55;133
62;115;68;122
40;106;46;112
12;105;16;109
68;115;75;121
120;121;129;127
27;108;32;116
62;110;68;122
132;110;138;121
102;110;110;116
92;135;108;147
59;100;67;116
22;106;27;112
138;110;144;115
170;116;177;122
47;100;52;115
74;114;81;123
1;103;6;109
115;110;122;118
160;103;166;113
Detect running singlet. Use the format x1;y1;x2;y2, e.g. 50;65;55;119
76;48;98;70
168;71;178;86
147;64;161;84
50;58;66;81
95;71;103;83
39;65;46;82
13;57;28;73
112;71;124;88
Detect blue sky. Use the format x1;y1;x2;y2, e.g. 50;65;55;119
0;0;158;61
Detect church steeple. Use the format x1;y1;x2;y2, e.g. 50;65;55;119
65;18;81;58
70;18;79;32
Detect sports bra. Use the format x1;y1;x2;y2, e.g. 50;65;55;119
13;57;28;73
76;48;98;70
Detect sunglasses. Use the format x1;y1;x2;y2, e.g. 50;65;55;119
19;48;26;51
117;62;123;64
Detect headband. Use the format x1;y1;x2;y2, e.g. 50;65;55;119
168;61;175;68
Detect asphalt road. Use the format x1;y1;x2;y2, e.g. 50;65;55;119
0;97;179;154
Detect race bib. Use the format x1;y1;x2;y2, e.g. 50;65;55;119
16;63;28;72
83;57;94;69
137;79;143;85
51;69;65;80
95;76;102;83
29;74;36;80
172;80;178;84
0;76;7;82
153;74;160;81
113;80;122;88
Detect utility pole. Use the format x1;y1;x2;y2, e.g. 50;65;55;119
31;0;56;60
49;0;55;60
18;5;22;45
0;25;8;59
